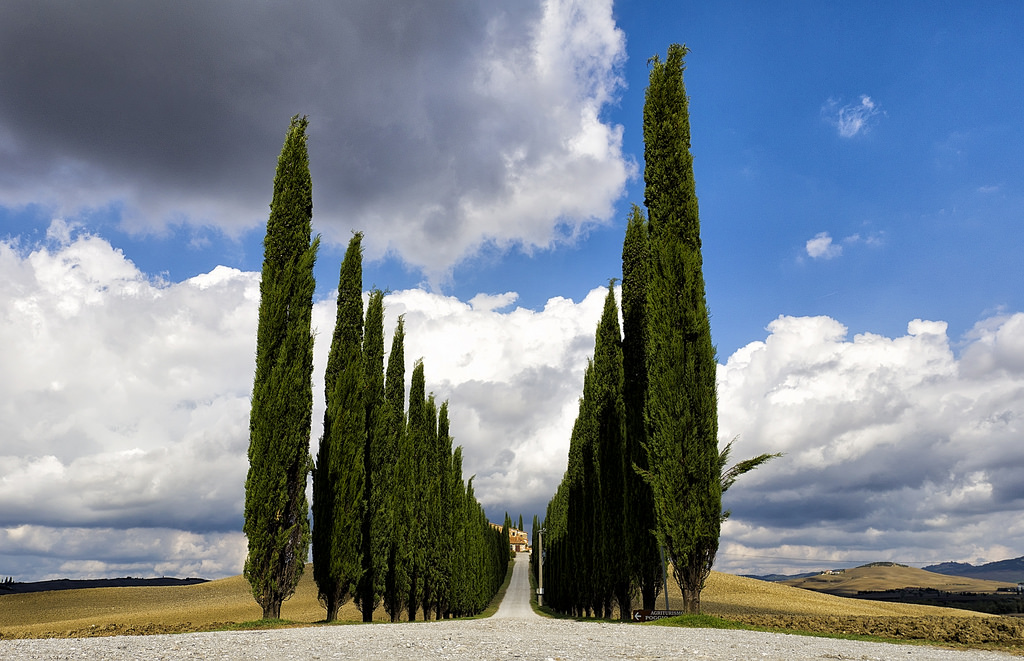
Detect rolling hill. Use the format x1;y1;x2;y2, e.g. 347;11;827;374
781;562;1017;596
924;556;1024;584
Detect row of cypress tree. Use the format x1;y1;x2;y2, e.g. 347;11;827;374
314;231;510;622
244;115;508;622
536;44;777;618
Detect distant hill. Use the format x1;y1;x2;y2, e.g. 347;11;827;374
782;563;1016;597
923;556;1024;584
0;576;207;595
743;571;818;582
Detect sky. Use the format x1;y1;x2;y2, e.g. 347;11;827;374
1;1;1022;582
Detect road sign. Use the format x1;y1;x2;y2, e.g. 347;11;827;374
631;609;683;622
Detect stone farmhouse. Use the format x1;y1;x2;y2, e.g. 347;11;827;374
490;523;531;553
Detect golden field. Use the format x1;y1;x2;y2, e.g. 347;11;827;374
4;563;1023;649
0;567;383;639
0;564;1019;650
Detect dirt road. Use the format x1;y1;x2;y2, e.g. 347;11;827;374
493;551;537;620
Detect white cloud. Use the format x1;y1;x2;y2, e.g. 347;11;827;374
469;291;519;312
717;314;1024;575
0;525;245;580
3;229;1023;580
805;231;842;259
384;286;606;508
0;229;605;580
805;230;884;260
823;95;882;138
0;227;257;539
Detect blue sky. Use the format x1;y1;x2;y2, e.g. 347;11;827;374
1;1;1022;582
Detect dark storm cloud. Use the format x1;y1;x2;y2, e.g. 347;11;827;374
0;1;629;271
0;1;504;198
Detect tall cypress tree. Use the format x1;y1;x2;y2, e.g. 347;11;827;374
357;289;387;621
642;44;721;614
448;446;467;617
621;204;663;610
433;401;454;618
592;283;630;619
564;361;597;616
420;392;439;619
405;360;427;621
244;115;320;620
383;317;409;622
312;232;365;621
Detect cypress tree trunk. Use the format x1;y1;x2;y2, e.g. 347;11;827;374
312;232;365;622
642;44;721;615
621;204;663;611
244;115;319;620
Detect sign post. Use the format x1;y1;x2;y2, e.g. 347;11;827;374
631;609;683;623
537;527;545;607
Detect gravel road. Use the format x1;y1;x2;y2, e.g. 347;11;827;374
1;556;1015;660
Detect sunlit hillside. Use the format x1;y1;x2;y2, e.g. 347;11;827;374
780;563;1016;597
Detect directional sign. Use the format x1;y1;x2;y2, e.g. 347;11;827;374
631;609;683;622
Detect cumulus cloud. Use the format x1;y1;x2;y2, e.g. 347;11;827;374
0;228;258;538
4;227;1023;580
0;526;245;581
0;0;632;277
822;95;883;138
0;226;605;580
804;230;883;260
384;287;606;509
717;314;1024;575
805;231;842;259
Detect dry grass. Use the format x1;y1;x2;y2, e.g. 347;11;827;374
0;566;400;639
701;572;996;618
3;566;1022;651
697;573;1023;650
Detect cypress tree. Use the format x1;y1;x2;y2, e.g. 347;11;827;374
563;361;597;616
433;401;454;618
357;289;387;621
621;204;663;610
592;283;630;619
448;447;467;617
244;115;319;620
405;360;427;621
383;317;409;622
420;392;439;619
642;44;721;614
312;232;365;621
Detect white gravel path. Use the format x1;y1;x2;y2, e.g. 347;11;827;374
1;556;1015;660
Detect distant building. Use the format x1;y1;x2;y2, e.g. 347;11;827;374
490;523;531;553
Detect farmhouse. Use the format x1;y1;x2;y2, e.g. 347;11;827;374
490;523;531;553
